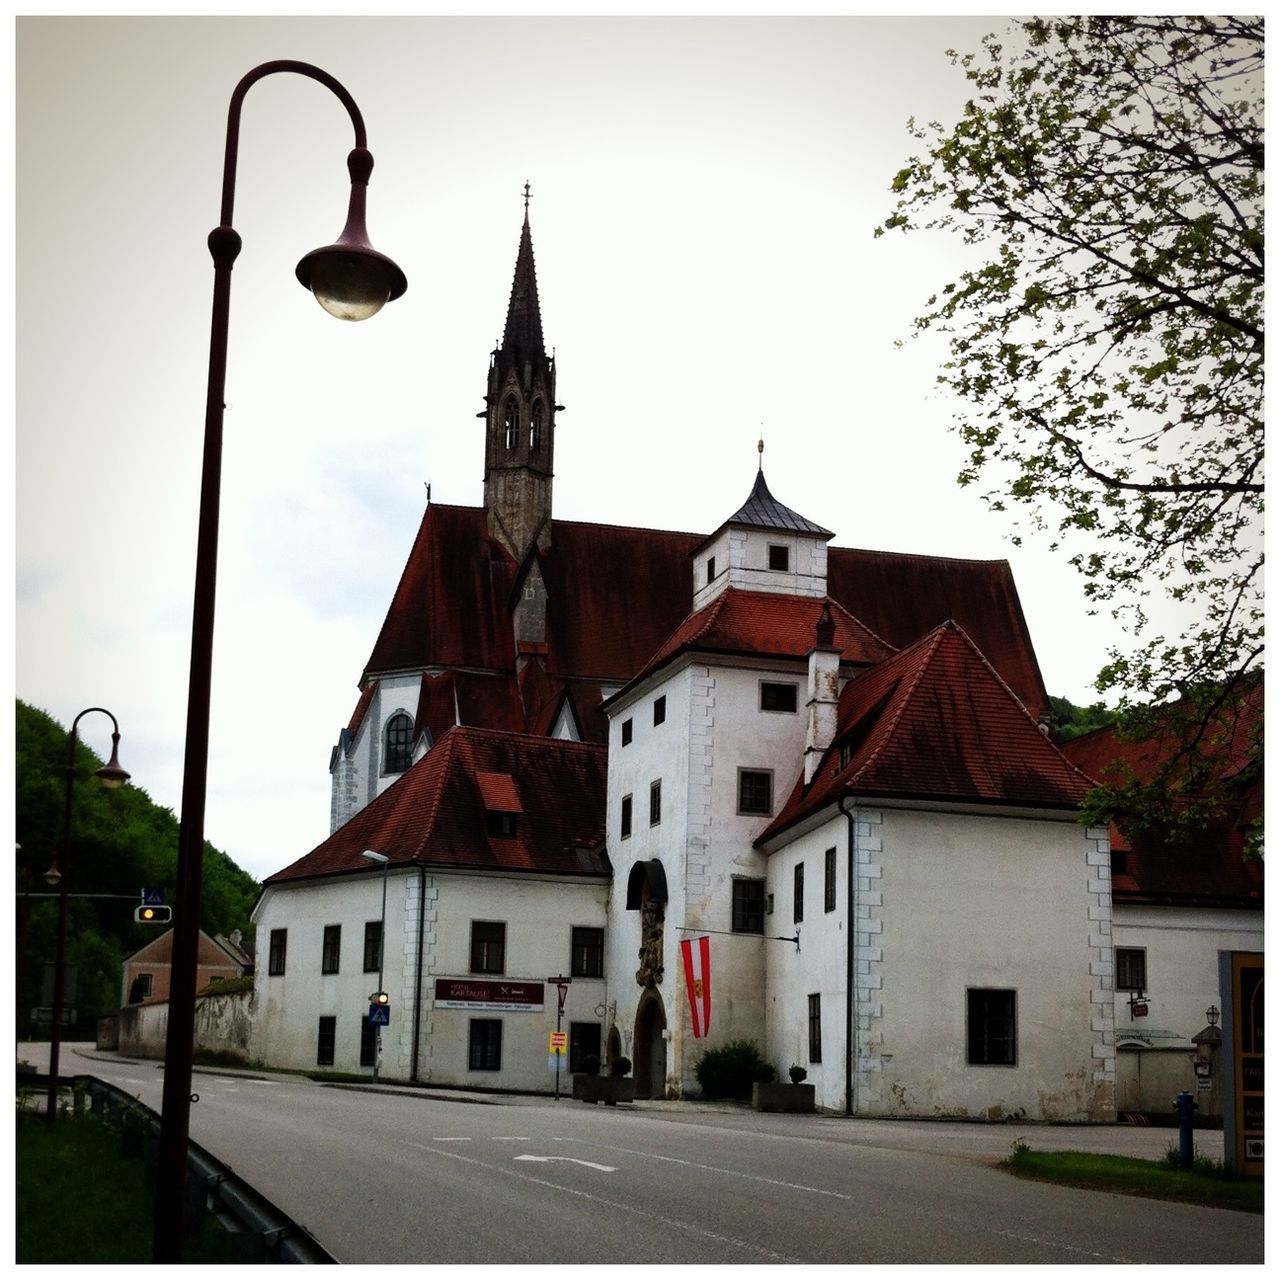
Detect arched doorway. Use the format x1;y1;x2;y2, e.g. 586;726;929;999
634;989;667;1099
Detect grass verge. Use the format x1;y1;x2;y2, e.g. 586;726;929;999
1003;1143;1263;1214
15;1106;230;1263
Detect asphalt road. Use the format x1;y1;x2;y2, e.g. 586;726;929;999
21;1043;1263;1265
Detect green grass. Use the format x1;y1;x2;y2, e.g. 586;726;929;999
1004;1142;1263;1214
15;1106;230;1263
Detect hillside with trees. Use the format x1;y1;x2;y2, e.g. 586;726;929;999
16;699;260;1037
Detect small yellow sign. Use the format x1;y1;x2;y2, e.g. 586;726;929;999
549;1031;567;1054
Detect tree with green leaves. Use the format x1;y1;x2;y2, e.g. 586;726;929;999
880;16;1263;843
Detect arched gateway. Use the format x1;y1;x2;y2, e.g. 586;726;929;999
633;989;667;1099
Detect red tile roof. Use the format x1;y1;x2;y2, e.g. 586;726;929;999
268;727;608;885
760;621;1093;844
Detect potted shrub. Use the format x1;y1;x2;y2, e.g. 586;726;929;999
753;1062;815;1113
575;1053;634;1106
571;1053;602;1102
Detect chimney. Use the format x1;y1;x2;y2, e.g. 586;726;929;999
804;602;841;784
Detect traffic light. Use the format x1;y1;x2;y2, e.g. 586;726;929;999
134;905;173;924
370;991;389;1006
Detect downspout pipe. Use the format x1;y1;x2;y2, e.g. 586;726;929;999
411;864;426;1081
839;795;858;1117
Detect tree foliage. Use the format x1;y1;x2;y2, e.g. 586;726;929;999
15;700;261;1035
880;16;1263;837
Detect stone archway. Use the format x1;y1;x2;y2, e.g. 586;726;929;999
633;989;667;1099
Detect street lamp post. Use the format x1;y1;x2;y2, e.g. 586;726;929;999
45;708;129;1125
154;61;406;1263
362;850;390;1081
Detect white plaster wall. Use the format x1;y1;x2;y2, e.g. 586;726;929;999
766;806;1117;1120
1112;904;1263;1047
692;530;732;611
252;869;608;1092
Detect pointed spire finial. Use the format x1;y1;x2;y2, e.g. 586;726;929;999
523;180;532;217
758;430;764;472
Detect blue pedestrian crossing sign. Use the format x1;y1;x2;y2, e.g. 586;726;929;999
368;1003;390;1026
141;887;165;906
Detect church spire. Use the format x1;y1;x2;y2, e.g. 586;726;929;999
482;189;559;564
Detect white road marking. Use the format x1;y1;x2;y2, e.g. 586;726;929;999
431;1137;472;1142
491;1135;531;1141
401;1141;800;1263
514;1154;618;1172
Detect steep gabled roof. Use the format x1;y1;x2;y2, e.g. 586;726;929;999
607;589;896;708
760;621;1093;844
269;726;608;885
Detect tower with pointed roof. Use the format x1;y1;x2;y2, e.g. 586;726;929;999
482;194;559;563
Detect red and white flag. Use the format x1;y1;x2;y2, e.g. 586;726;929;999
681;935;711;1038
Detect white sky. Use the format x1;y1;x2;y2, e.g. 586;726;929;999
16;12;1140;884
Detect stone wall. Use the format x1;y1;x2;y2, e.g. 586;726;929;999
116;988;254;1063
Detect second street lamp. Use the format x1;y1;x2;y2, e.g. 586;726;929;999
362;849;391;1081
154;61;407;1264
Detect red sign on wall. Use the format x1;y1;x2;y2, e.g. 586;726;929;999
434;979;545;1011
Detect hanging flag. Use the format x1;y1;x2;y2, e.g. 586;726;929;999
680;935;711;1038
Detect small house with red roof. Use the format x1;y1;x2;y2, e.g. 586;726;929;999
250;206;1256;1116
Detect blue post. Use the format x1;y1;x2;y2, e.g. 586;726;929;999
1175;1091;1196;1169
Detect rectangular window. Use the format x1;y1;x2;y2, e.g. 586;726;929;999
706;556;716;584
653;696;666;726
760;682;798;713
569;1021;602;1074
470;921;506;975
732;878;765;934
621;793;633;840
468;1019;502;1071
650;779;662;826
738;768;773;815
769;543;789;571
321;925;341;975
360;1015;377;1068
317;1016;336;1067
1110;848;1128;877
571;926;604;978
824;847;837;913
794;862;805;923
808;993;822;1064
1116;947;1147;992
268;928;287;976
363;921;383;974
487;811;517;838
967;988;1017;1066
621;718;633;747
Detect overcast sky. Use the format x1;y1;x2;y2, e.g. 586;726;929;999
16;13;1138;884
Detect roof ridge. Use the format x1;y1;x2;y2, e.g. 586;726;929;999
434;722;608;753
550;515;707;539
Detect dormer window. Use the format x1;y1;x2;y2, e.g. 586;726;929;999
477;770;523;839
487;811;517;838
530;400;544;452
769;544;789;571
384;713;413;774
504;399;520;450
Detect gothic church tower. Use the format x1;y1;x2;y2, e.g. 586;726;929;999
482;196;559;562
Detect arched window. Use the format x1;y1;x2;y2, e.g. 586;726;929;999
504;400;520;451
384;712;413;774
529;401;544;452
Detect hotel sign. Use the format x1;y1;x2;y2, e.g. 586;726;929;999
434;979;545;1012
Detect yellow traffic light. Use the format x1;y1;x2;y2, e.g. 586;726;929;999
134;905;173;924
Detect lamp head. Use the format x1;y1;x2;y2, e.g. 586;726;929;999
95;732;130;789
44;863;62;888
296;147;407;321
361;849;390;865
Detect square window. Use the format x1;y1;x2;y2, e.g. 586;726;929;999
824;847;837;913
808;993;822;1064
967;988;1016;1066
468;1019;503;1071
1116;947;1147;992
569;1021;602;1074
268;928;287;976
470;921;506;975
650;779;662;826
653;696;666;726
621;794;633;840
732;879;765;934
738;769;773;815
571;926;604;978
321;924;341;975
760;682;798;713
621;718;633;747
769;544;789;571
794;862;805;923
360;1015;377;1067
317;1015;336;1067
363;921;383;974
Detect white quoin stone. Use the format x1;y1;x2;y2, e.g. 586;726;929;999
804;643;841;784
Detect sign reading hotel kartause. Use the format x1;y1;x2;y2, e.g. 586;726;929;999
434;978;545;1012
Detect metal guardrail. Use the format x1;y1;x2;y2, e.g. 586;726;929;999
34;1073;335;1263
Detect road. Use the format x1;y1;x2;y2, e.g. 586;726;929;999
20;1043;1263;1265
